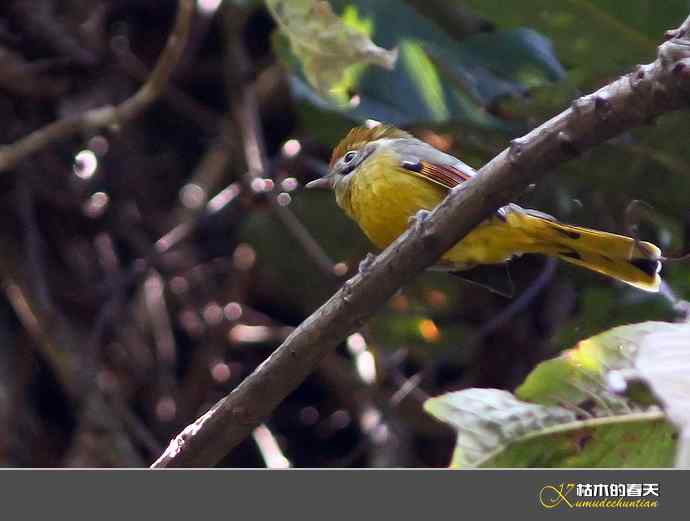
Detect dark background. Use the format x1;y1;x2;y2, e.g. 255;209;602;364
0;0;688;467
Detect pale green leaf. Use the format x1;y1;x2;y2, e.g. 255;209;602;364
266;0;397;100
424;388;576;467
425;389;676;468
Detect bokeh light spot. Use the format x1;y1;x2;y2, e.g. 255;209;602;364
223;302;243;321
202;302;224;325
180;183;206;209
281;139;301;158
83;192;110;218
210;361;232;383
281;177;299;192
156;396;177;422
74;150;98;179
418;319;441;343
333;262;348;277
346;333;367;354
197;0;222;15
276;192;292;206
233;243;256;270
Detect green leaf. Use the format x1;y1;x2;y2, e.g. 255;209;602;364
425;389;576;467
273;0;566;128
462;0;689;88
266;0;398;101
516;321;676;412
424;321;689;467
425;389;676;468
484;411;676;468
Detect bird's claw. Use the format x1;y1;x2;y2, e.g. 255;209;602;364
358;253;377;274
408;209;431;227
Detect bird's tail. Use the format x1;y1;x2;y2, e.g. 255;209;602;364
505;207;662;292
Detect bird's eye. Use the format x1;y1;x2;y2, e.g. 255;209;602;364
343;151;358;164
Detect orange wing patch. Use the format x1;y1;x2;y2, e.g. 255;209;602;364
402;160;473;189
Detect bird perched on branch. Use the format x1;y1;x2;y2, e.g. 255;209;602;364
306;125;661;295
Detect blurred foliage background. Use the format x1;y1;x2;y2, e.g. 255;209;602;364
0;0;688;467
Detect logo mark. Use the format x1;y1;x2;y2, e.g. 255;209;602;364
539;483;575;509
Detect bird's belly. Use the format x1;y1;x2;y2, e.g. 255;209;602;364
445;220;525;267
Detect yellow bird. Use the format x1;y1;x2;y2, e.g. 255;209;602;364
307;125;661;295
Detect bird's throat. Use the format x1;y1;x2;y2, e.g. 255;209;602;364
334;172;356;218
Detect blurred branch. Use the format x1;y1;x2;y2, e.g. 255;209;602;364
0;259;148;465
319;352;404;467
8;1;98;67
1;225;164;465
0;0;195;173
152;15;690;467
390;257;558;406
114;40;223;132
16;177;54;314
222;6;338;279
1;273;76;398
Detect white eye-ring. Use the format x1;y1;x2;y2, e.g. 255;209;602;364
343;151;358;163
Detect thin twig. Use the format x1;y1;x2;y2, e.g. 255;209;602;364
0;0;195;173
152;16;690;467
16;177;53;312
0;260;150;466
114;40;222;132
222;6;338;279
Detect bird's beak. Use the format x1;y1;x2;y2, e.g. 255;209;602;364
305;174;335;189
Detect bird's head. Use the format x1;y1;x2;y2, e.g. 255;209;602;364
305;125;412;190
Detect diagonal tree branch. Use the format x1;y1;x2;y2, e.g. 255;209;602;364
152;15;690;467
0;0;195;174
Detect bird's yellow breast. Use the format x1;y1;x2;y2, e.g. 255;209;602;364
347;149;446;249
339;148;523;268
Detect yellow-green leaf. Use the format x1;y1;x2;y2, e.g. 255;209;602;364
266;0;397;101
516;321;676;411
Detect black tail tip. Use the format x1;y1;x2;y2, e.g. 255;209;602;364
630;257;661;278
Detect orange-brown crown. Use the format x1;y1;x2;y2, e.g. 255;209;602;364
330;125;412;167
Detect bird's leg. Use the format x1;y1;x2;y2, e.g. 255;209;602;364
408;209;431;227
358;252;377;274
